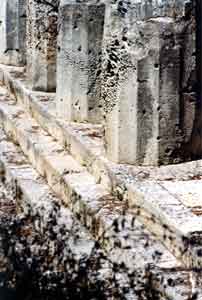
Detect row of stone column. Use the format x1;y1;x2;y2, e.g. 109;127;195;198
0;0;198;166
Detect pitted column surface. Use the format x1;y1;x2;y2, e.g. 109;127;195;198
56;2;105;123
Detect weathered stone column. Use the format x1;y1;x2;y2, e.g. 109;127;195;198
187;0;202;159
56;2;105;123
102;2;183;165
26;0;58;92
0;0;26;66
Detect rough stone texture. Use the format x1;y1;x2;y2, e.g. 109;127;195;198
176;16;196;144
0;61;202;299
26;0;58;92
56;2;105;123
3;65;202;269
102;14;179;165
128;180;202;268
102;0;197;165
0;2;202;297
100;0;190;21
0;0;26;66
102;2;140;164
0;77;202;270
0;120;197;300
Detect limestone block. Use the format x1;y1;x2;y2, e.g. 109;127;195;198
56;3;105;123
26;0;58;92
114;0;189;20
0;0;26;66
103;13;182;165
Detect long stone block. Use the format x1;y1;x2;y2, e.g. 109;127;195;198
26;0;58;92
2;65;202;270
0;102;195;299
103;14;182;165
0;0;26;66
56;3;105;123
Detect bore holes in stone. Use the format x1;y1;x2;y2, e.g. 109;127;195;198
157;136;161;141
167;278;175;287
58;46;61;52
122;36;127;42
78;46;82;52
142;109;146;115
157;106;161;111
154;63;159;69
73;23;78;30
115;39;120;46
88;49;92;55
89;18;94;23
165;148;171;154
197;249;202;257
96;69;102;76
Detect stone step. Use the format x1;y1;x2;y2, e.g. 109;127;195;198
0;128;197;300
0;126;136;299
0;128;96;262
0;85;198;299
0;141;142;300
1;64;202;270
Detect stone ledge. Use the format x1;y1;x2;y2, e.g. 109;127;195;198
0;121;196;300
1;65;202;268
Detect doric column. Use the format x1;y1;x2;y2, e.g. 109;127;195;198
102;3;182;165
0;0;26;66
26;0;58;92
56;2;105;123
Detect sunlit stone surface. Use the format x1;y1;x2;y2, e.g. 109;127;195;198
0;0;201;299
102;0;196;165
56;2;105;123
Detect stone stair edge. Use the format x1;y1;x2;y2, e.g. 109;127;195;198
0;95;132;251
0;66;201;270
1;65;202;269
0;121;197;300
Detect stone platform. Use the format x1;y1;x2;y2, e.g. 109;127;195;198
0;64;202;298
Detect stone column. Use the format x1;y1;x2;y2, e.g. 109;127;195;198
102;2;139;164
56;2;105;123
0;0;26;66
102;3;182;165
187;0;202;159
18;0;27;64
26;0;58;92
